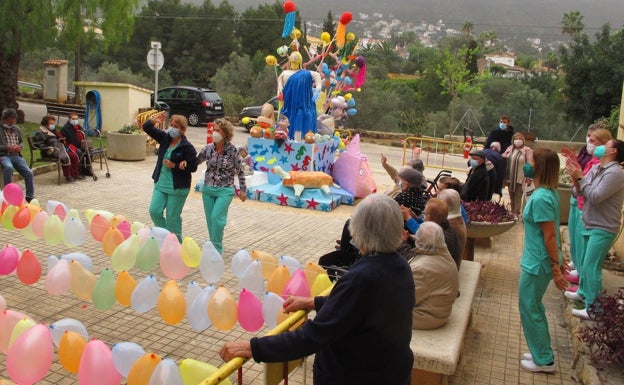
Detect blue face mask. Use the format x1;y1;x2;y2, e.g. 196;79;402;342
469;159;479;168
523;163;535;178
49;124;56;130
499;122;507;130
70;119;79;126
594;145;606;159
167;127;180;138
397;180;403;188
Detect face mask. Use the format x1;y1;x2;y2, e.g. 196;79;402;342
167;127;180;138
499;122;507;130
213;132;223;143
586;143;596;155
594;145;607;159
469;159;479;168
397;180;403;188
71;119;79;126
49;124;56;130
523;163;535;178
514;139;523;147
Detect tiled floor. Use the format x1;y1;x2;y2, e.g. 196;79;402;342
0;132;586;384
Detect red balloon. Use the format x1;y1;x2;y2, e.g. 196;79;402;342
283;1;296;13
339;12;353;25
12;206;31;229
17;249;41;285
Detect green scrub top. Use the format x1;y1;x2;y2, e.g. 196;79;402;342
521;187;561;275
155;143;188;196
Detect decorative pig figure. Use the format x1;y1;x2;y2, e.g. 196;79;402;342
331;134;377;198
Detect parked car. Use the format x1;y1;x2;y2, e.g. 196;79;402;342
152;86;224;126
238;96;280;132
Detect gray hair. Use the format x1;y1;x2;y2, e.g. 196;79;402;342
437;189;462;218
406;158;425;173
412;222;449;256
2;108;17;120
349;193;404;253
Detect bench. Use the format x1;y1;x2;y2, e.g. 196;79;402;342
410;260;482;385
26;136;62;185
45;102;85;122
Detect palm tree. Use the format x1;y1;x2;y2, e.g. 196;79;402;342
462;21;474;38
561;11;584;37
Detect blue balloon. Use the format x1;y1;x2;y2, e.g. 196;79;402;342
345;76;353;85
347;108;358;116
347;98;356;107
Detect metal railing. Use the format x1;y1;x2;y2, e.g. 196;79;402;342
18;80;76;98
402;136;484;173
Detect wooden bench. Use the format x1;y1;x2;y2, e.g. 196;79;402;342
410;260;482;385
45;102;85;122
26;136;62;185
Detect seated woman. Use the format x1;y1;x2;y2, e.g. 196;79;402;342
404;221;459;330
394;167;430;216
33;115;81;182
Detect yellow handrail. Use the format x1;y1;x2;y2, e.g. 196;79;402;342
401;136;484;172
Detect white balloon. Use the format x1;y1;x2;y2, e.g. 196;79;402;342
64;217;87;247
150;227;170;247
49;318;89;348
45;258;71;295
262;292;285;329
112;341;145;378
47;255;59;271
149;358;183;385
45;200;68;216
279;255;302;275
231;249;252;278
239;260;265;295
131;275;160;313
199;241;224;283
185;281;202;316
188;286;215;332
61;252;93;271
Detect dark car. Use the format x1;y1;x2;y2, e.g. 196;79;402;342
238;96;280;132
153;86;224;126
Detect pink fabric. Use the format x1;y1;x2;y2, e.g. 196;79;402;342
577;157;600;210
331;134;377;198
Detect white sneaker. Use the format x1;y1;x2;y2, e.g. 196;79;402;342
569;269;579;277
520;359;555;373
564;291;583;302
572;308;593;320
522;352;533;361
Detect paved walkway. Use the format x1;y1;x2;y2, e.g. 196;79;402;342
0;127;594;384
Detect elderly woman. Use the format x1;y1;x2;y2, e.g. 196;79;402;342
502;133;534;214
220;194;415;384
404;221;459;330
394;167;430;216
437;189;467;266
381;153;427;197
33;115;79;182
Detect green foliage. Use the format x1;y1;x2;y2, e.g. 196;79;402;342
117;122;143;134
93;62;152;87
237;2;294;58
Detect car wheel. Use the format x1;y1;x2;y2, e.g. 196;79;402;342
188;112;200;126
244;122;254;132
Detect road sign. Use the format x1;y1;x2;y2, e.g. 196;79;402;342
147;48;164;71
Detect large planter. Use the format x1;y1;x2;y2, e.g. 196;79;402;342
106;132;147;161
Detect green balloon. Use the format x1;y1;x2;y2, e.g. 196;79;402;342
111;234;139;272
136;237;160;271
92;268;117;310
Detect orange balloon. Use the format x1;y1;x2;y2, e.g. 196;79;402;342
58;330;87;373
12;205;31;229
70;260;97;301
115;270;137;306
16;249;41;285
157;280;186;325
109;214;128;229
90;214;109;242
102;227;125;256
267;265;291;295
127;353;161;385
207;286;238;331
304;262;327;286
251;250;277;279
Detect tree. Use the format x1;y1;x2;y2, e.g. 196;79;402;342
322;10;336;36
237;3;295;59
561;11;585;37
462;21;474;38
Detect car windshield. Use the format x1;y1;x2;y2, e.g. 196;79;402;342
202;91;221;102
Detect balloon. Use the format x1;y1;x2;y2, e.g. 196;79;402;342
53;203;67;221
238;289;264;332
347;98;356;107
179;358;231;385
251;249;277;279
63;217;87;246
136;237;160;271
61;252;93;271
347;108;357;116
49;318;89;348
207;286;237;331
45;258;71;295
90;213;109;242
47;255;59;271
31;210;48;238
70;260;97;301
131;220;147;235
0;310;34;354
6;324;53;385
109;214;128;228
127;353;161;385
276;45;289;57
117;220;132;239
78;339;122;385
159;233;188;280
112;341;146;378
231;249;252;278
320;31;331;44
265;55;278;67
185;281;202;316
116;270;138;307
344;93;353;100
0;294;6;312
267;265;291;295
20;222;39;241
92;268;117;310
16;249;41;285
157;280;186;325
278;255;302;275
283;270;311;298
58;331;87;373
304;262;326;286
43;214;64;245
0;244;19;275
262;292;286;329
64;208;81;221
311;273;333;296
111;233;140;272
188;285;215;332
199;240;224;283
239;260;265;295
149;226;170;247
102;227;125;256
45;200;68;216
1;205;18;230
131;275;159;313
149;358;183;385
8;317;36;349
12;205;31;229
180;237;201;268
3;183;24;205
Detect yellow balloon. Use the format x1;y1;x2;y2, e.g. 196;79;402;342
102;227;125;256
241;117;251;125
131;221;147;234
70;260;97;301
320;31;331;45
290;28;301;39
346;32;356;42
265;55;277;66
304;262;327;286
180;237;201;268
111;234;140;272
2;205;18;230
157;280;186;325
127;353;161;385
251;250;277;279
311;273;332;296
58;330;87;373
267;265;291;295
8;318;36;349
179;358;231;385
109;214;128;228
115;270;138;306
344;93;353;101
43;214;64;245
207;286;237;331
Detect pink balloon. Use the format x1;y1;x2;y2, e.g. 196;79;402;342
31;210;49;239
159;233;188;280
6;324;53;385
45;259;71;296
0;244;19;275
53;204;67;221
238;289;264;332
3;183;24;206
78;339;122;385
116;220;131;239
282;269;311;298
0;310;34;354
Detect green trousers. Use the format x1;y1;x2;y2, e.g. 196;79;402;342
519;268;554;366
148;188;189;242
578;228;615;308
201;185;235;254
567;199;585;268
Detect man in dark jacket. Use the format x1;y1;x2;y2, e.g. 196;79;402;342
461;150;490;202
485;115;514;152
484;142;506;198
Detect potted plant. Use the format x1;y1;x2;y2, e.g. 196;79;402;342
463;200;518;261
106;122;147;161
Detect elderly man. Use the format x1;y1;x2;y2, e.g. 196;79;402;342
461;150;490;202
484;142;506;198
0;108;34;202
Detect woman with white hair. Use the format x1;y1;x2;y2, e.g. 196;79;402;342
220;194;415;384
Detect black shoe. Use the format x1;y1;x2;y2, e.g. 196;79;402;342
25;196;33;203
65;176;75;183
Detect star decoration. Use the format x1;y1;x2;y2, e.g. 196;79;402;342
278;193;289;206
306;197;319;210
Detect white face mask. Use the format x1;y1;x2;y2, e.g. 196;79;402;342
213;132;223;143
586;142;596;155
514;139;523;147
49;124;56;130
70;119;79;126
